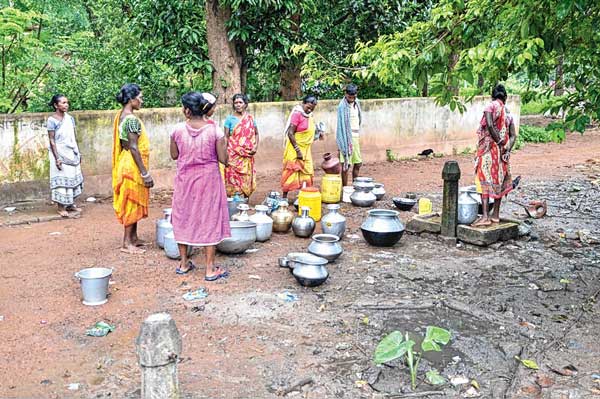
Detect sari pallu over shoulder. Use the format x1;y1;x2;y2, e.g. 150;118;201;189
224;114;257;197
112;111;151;226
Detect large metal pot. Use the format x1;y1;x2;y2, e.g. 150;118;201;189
351;181;376;207
360;209;405;247
458;190;478;225
249;205;273;242
321;203;346;238
216;221;257;254
308;234;343;262
292;206;316;238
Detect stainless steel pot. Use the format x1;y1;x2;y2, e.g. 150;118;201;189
351;181;376;207
307;234;343;262
360;209;405;247
372;183;386;200
155;208;173;249
249;205;273;242
458;190;478;225
279;252;328;269
292;264;329;287
321;203;346;238
292;206;316;237
216;221;257;254
227;196;248;220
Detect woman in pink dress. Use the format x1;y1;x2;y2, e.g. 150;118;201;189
170;92;231;281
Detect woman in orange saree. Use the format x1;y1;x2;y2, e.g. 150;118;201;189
112;83;154;254
281;95;319;198
472;84;516;227
223;93;259;198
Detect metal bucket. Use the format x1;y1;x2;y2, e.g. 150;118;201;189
75;267;112;306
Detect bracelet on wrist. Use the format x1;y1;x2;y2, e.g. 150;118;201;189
141;172;150;178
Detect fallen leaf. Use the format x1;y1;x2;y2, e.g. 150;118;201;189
516;356;539;370
549;364;578;376
471;379;480;390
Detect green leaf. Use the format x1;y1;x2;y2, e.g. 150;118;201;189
374;331;407;364
557;0;573;20
426;369;446;385
516;356;539;370
421;326;451;352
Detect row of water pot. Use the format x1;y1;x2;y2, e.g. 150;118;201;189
155;201;349;259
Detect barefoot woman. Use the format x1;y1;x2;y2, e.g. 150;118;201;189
47;94;84;217
472;84;516;227
170;92;231;281
112;83;154;253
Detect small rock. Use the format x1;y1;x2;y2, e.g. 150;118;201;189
364;276;375;285
86;197;97;202
67;383;80;391
335;342;352;351
450;376;469;386
40;379;52;385
518;224;531;237
463;386;480;397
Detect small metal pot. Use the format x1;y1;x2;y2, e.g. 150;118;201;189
292;265;329;287
281;252;328;269
392;197;417;211
292;206;316;237
372;183;386;200
308;234;343;262
321;203;346;238
351;181;376;207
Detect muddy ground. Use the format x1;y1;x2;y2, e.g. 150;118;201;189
1;131;600;399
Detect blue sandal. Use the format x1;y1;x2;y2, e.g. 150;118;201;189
205;269;229;282
176;261;196;275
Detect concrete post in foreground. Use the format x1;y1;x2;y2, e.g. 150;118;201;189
136;313;182;399
441;161;461;237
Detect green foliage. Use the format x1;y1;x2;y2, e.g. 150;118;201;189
374;326;451;390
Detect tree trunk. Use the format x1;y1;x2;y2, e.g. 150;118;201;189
280;62;302;100
554;55;564;96
279;13;302;100
421;80;428;97
204;0;242;104
477;74;484;93
447;50;460;96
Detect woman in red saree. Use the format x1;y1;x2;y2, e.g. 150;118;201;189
223;93;259;198
472;84;516;227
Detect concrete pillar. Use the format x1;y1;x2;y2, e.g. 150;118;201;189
136;313;182;399
441;161;461;237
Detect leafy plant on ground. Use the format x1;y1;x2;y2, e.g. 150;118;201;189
374;326;451;390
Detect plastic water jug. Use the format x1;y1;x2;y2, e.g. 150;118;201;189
418;198;432;215
321;174;342;203
298;186;322;221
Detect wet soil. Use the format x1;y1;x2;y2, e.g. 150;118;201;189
1;130;600;398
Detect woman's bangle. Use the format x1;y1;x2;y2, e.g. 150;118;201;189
141;172;150;178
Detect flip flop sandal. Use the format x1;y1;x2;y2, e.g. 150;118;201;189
205;270;229;282
176;261;196;275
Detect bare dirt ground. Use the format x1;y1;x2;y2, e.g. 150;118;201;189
1;130;600;399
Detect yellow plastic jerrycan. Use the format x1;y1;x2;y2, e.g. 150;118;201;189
321;174;342;203
298;186;322;221
418;197;432;215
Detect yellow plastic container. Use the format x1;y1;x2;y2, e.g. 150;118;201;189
298;186;322;221
321;174;342;203
418;197;432;215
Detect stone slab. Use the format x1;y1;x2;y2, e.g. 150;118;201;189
405;214;441;234
457;220;520;246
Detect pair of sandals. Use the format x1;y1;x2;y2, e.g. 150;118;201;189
176;261;229;282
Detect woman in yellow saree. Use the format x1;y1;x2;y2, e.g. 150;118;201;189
281;95;319;198
112;83;154;254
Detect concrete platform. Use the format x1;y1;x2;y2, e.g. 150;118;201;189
406;214;520;246
457;220;520;246
405;213;442;234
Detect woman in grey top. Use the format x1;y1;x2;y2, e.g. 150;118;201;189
47;94;84;217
